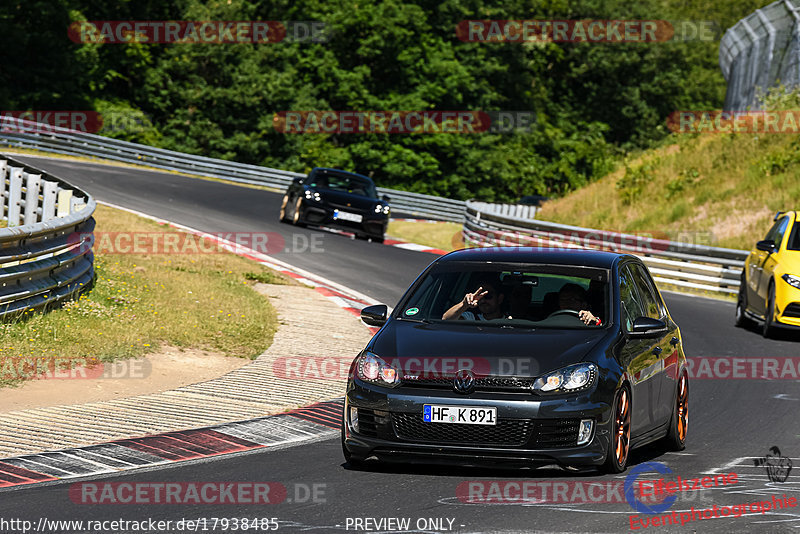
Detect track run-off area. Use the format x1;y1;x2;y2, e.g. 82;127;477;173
0;154;799;534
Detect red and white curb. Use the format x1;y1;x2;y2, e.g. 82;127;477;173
0;400;343;490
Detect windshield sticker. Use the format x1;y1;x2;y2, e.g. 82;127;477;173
405;307;420;316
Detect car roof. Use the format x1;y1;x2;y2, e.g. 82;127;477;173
311;167;374;183
436;247;632;269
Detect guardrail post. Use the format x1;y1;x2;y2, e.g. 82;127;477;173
57;189;73;218
7;167;24;226
42;180;58;222
23;173;41;224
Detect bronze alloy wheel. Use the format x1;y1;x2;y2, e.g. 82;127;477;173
279;195;289;221
292;197;303;225
676;373;688;442
614;389;631;466
602;387;631;473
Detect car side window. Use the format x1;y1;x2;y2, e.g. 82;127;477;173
629;264;664;320
765;217;789;247
618;265;644;332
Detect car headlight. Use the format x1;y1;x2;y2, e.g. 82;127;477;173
355;352;401;388
373;204;390;215
782;274;800;290
382;205;390;215
304;190;321;202
532;363;597;394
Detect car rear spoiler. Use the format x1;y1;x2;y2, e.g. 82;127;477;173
774;211;785;221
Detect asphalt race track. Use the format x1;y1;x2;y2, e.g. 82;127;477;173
2;155;800;533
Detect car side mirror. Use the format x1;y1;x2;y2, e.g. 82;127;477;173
361;304;388;327
382;194;391;202
629;317;668;337
292;177;304;185
756;240;776;253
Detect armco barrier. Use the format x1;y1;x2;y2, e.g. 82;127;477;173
464;201;748;296
0;154;95;318
0;119;465;221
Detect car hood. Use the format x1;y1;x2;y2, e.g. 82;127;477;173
318;189;378;209
369;320;611;378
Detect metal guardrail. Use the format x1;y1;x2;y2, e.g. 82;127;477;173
469;201;537;220
463;201;748;296
720;0;800;110
0;154;95;318
0;120;466;221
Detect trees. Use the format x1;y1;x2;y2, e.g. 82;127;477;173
1;0;775;201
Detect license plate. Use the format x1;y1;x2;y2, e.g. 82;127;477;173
333;210;362;223
423;405;497;425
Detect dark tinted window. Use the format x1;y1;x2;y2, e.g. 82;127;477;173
787;218;800;251
398;263;609;329
618;265;644;331
629;263;664;319
765;216;790;247
309;172;377;198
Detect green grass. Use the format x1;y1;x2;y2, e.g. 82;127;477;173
387;219;463;251
0;204;294;388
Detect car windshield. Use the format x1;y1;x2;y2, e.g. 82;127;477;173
309;172;378;198
397;262;609;329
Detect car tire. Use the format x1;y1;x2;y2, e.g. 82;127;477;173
279;195;290;223
601;386;631;474
354;233;369;240
341;426;367;470
763;282;778;339
735;272;752;328
664;372;688;451
370;235;385;244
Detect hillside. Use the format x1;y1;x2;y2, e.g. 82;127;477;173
536;94;800;250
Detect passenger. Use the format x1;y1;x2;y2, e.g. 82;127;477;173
443;279;506;321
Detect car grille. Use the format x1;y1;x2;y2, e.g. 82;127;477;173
392;413;581;449
402;375;535;392
783;303;800;318
393;413;533;446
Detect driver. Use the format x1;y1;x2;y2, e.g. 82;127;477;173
443;278;506;321
554;283;601;325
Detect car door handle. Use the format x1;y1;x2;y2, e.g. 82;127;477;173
652;346;663;356
670;337;679;346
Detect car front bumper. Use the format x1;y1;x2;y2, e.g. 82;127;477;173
302;205;388;237
343;379;614;467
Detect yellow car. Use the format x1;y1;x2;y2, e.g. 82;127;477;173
736;211;800;337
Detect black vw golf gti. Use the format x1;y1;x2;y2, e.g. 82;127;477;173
342;248;689;472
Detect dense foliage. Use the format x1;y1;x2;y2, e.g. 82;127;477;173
0;0;775;201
